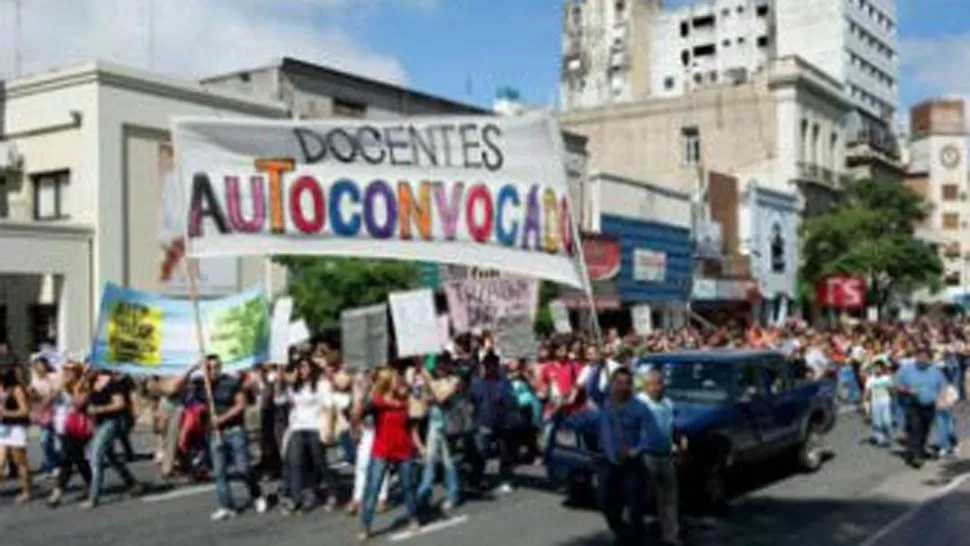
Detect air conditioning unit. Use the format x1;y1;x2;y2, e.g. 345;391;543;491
0;142;24;172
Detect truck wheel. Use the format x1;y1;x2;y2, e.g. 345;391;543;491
796;431;823;473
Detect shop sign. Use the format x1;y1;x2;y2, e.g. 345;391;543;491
633;249;667;282
815;276;866;309
581;233;621;281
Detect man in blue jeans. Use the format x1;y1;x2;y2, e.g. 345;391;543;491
558;362;657;546
896;347;946;469
200;355;268;521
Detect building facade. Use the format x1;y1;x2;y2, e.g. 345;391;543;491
560;0;661;109
560;56;850;206
906;99;970;305
0;62;289;355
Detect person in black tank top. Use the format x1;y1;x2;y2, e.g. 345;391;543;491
0;365;32;503
83;369;143;509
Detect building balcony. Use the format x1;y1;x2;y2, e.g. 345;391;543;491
795;161;849;190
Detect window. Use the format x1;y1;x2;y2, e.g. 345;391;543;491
764;357;793;395
709;71;718;83
615;0;625;13
680;21;689;37
738;36;746;44
721;8;730;17
943;212;960;230
756;4;769;16
32;171;69;220
757;35;770;47
829;132;839;169
693;44;716;56
664;76;675;90
571;5;581;23
681;126;701;166
811;123;820;165
723;39;731;47
332;98;367;118
945;271;962;287
29;304;58;350
800;119;809;161
693;72;703;84
737;5;744;14
0;175;8;219
681;50;691;66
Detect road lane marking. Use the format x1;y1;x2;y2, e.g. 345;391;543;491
839;405;859;415
142;484;215;503
858;472;970;546
388;515;470;542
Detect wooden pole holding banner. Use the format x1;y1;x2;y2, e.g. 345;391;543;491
186;257;223;445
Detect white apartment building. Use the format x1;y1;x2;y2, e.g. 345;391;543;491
0;62;288;356
650;0;774;98
905;99;970;305
562;0;900;166
560;0;661;109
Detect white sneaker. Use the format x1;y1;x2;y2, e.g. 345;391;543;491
497;483;514;495
210;508;236;522
253;497;268;514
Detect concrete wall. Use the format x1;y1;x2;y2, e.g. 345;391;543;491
587;172;691;232
561;76;777;194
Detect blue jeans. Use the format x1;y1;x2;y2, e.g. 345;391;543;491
338;430;356;464
361;457;417;532
596;459;647;543
89;419;136;503
209;427;262;510
39;425;60;473
417;426;460;508
936;409;956;453
870;399;893;446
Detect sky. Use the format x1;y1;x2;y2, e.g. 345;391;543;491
0;0;966;119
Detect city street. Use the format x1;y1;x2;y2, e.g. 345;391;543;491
2;407;969;546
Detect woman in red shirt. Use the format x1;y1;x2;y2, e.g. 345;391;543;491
359;367;418;541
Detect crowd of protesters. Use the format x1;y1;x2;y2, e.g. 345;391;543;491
0;317;966;544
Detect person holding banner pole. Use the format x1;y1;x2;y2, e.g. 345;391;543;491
202;355;269;520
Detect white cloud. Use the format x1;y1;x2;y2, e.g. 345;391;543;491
0;0;416;84
902;32;970;96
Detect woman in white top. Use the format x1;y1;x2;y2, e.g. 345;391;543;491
280;357;338;514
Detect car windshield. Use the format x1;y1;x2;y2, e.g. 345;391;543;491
639;360;733;403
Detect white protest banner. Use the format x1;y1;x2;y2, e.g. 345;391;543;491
341;304;388;370
270;297;293;364
631;305;653;335
549;300;572;334
288;319;310;346
444;277;538;333
495;315;539;359
389;289;440;358
174;113;586;289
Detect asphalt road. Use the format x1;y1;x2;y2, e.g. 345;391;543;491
1;407;969;546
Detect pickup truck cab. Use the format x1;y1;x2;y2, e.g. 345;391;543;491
546;349;837;511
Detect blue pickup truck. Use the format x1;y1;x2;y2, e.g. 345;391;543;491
546;349;837;511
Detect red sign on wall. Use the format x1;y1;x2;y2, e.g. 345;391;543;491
581;233;621;281
815;276;866;309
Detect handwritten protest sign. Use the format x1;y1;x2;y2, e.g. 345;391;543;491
389;289;440;358
549;300;572;334
444;277;538;333
341;304;388;371
289;320;311;346
91;283;269;376
270;297;293;364
494;315;539;359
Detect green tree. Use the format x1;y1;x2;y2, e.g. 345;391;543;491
800;178;943;315
274;257;419;332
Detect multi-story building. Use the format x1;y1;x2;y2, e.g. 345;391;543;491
560;0;661;109
562;0;903;178
906;99;970;305
0;62;289;355
561;55;851;320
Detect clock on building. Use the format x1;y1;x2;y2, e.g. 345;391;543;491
941;144;961;170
